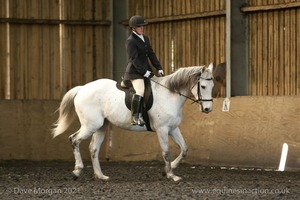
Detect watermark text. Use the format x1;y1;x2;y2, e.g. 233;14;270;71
3;187;80;196
192;187;290;195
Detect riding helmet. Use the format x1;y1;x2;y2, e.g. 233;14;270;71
129;15;148;28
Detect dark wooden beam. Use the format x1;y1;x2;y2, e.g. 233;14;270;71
0;18;111;25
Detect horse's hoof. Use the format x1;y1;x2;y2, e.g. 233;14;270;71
95;174;110;180
172;175;182;182
167;174;182;182
72;169;82;180
72;172;79;180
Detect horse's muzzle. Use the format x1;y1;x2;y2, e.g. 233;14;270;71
200;104;212;113
202;108;212;113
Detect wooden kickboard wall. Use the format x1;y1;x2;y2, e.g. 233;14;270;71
0;97;299;171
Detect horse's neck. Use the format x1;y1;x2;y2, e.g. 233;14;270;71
154;77;190;108
176;90;191;107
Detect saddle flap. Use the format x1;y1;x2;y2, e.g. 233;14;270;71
116;79;154;131
120;80;133;89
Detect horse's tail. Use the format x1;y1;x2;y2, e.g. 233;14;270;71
52;86;82;138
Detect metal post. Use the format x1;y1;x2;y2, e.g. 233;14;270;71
222;0;231;111
112;0;128;81
5;0;10;99
226;0;231;99
59;0;66;96
109;0;114;79
230;0;248;96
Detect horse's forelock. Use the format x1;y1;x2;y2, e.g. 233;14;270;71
166;67;203;92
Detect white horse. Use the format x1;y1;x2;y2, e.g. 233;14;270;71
52;63;214;181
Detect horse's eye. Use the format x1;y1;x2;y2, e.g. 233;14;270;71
201;86;206;89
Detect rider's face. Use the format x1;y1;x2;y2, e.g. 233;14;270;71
134;26;144;35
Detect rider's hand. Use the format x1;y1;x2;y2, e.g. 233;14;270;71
158;70;164;77
144;70;151;78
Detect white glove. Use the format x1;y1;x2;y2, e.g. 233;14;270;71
158;70;164;76
144;70;151;78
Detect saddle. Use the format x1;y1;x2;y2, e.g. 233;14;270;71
116;79;153;131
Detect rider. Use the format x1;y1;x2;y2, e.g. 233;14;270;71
123;15;164;126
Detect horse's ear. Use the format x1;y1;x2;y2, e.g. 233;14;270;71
208;62;214;73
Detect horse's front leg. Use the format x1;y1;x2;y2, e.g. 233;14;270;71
169;127;188;169
156;128;182;182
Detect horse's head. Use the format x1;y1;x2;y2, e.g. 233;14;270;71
191;63;214;113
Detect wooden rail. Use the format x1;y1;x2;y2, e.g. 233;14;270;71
241;1;300;12
122;10;226;25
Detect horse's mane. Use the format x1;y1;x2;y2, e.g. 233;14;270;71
166;66;205;93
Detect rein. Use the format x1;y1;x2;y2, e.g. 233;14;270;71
150;77;213;105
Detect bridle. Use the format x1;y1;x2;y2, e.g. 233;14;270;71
150;75;213;105
192;76;214;105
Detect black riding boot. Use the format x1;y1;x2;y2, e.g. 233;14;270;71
131;94;145;126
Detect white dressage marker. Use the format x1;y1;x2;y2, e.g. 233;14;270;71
278;143;289;172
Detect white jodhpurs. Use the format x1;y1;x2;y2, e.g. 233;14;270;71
131;79;145;97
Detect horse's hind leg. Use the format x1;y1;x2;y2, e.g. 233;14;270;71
69;127;94;179
169;127;188;169
89;121;109;180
